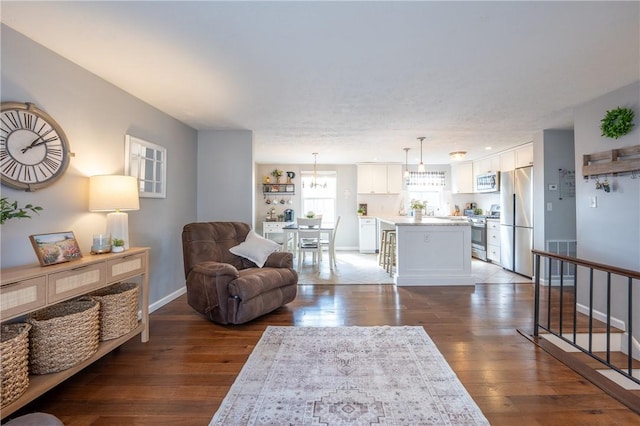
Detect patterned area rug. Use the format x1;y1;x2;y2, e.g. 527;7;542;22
210;326;489;425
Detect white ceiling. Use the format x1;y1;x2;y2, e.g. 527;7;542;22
1;1;638;165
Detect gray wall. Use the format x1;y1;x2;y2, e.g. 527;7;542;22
197;130;254;225
574;81;639;338
532;129;577;253
1;25;198;307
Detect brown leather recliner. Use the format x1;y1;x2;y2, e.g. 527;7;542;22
181;222;298;324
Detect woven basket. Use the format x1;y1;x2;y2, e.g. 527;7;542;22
89;282;139;341
1;323;31;408
27;298;100;374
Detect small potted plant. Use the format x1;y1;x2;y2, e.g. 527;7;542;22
357;207;365;216
410;199;426;221
271;169;284;183
111;238;125;253
306;211;315;218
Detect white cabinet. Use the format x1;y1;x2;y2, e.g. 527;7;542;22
501;143;533;171
262;221;294;246
515;144;534;168
500;150;515;172
474;155;500;176
358;217;377;253
451;162;474;194
486;219;501;265
386;164;403;193
357;164;402;194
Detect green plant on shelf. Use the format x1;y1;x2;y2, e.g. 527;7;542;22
112;238;125;247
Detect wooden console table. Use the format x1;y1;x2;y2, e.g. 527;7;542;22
0;247;150;418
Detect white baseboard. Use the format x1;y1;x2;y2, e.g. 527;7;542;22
149;286;187;314
576;302;626;331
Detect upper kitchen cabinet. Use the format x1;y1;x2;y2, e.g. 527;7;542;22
500;143;533;171
515;144;534;168
357;164;402;194
473;155;501;176
451;162;474;194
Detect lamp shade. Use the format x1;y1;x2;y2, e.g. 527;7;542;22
89;175;140;212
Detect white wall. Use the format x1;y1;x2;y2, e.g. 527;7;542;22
197;130;254;225
1;25;198;306
574;81;639;337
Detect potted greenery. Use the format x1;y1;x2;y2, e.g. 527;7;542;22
357;207;365;216
271;169;284;183
306;211;315;218
410;199;426;221
1;197;43;224
111;238;125;253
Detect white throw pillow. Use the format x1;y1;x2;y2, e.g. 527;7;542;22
229;230;281;268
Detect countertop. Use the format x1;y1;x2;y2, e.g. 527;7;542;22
376;216;470;226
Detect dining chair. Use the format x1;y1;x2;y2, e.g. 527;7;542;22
320;215;340;268
296;217;322;269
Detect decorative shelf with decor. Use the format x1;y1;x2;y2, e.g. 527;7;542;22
262;184;295;194
582;144;640;179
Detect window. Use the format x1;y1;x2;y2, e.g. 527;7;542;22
407;171;446;214
125;135;167;198
300;171;336;225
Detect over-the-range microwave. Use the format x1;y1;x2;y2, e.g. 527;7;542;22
476;172;500;193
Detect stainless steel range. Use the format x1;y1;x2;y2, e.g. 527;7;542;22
469;204;500;262
470;216;488;261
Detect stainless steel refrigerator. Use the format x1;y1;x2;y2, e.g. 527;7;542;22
500;166;533;277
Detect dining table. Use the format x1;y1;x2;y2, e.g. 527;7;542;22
282;224;335;270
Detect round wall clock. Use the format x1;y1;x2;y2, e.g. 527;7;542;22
0;102;71;191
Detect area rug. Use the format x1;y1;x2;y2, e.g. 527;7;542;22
210;326;489;425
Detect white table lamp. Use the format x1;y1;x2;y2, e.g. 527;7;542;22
89;175;140;250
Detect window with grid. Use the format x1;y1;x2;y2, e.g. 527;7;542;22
300;171;337;225
407;171;446;213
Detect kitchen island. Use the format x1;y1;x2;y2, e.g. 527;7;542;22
377;216;474;286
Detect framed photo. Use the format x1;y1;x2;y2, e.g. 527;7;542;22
125;134;167;198
29;231;83;266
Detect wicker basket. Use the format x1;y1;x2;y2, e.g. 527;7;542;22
89;282;139;341
27;298;100;374
1;323;31;408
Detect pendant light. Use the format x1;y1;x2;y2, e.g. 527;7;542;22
417;137;426;173
311;152;325;188
403;147;410;178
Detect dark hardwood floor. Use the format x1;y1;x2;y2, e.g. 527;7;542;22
6;282;640;425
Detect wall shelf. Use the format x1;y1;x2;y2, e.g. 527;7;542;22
582;144;640;179
262;183;295;194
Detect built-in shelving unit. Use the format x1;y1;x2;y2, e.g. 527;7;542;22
582;144;640;179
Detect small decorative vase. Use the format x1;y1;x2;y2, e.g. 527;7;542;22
413;209;423;221
112;246;124;253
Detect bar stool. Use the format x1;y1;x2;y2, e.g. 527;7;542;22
383;231;397;276
379;229;392;266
